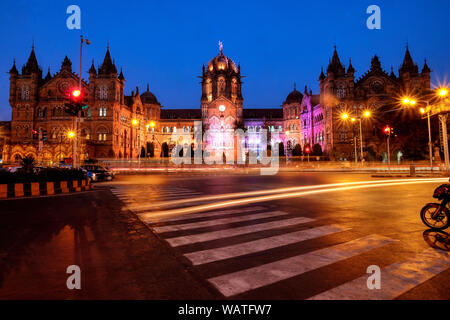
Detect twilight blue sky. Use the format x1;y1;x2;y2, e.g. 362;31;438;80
0;0;449;120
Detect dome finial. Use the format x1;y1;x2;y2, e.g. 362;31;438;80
147;83;149;92
219;40;223;54
294;82;296;91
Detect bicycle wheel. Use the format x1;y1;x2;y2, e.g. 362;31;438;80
420;203;450;230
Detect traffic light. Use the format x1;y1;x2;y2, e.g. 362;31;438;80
32;129;38;139
304;146;311;154
64;88;88;116
42;129;47;141
383;126;393;136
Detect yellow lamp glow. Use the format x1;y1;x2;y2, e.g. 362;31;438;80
402;98;410;104
420;107;426;114
351;118;356;122
439;89;448;97
67;131;75;138
341;113;349;120
150;121;156;127
132;119;138;126
363;110;371;118
409;100;416;105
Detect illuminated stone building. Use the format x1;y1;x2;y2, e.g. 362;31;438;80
0;43;431;163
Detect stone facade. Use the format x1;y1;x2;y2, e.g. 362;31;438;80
0;44;431;164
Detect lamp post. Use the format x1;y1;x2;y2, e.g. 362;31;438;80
131;119;138;160
403;88;449;171
73;35;90;169
419;105;433;169
341;110;371;164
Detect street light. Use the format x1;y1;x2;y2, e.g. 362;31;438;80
342;110;371;163
67;131;75;139
439;88;448;97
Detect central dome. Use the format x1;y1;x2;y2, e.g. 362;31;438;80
207;51;237;73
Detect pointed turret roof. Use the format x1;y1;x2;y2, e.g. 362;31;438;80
118;67;124;80
422;58;431;74
61;56;72;71
44;67;52;81
347;58;355;74
327;45;345;75
370;55;382;71
22;46;42;75
9;59;18;74
319;66;325;81
98;46;117;75
89;59;97;75
390;66;396;79
399;44;418;74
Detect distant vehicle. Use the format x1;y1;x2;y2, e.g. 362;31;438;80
6;166;22;173
81;165;114;182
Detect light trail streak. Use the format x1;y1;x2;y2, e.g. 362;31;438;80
130;178;448;212
139;178;448;221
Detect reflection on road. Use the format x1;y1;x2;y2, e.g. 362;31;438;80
423;229;450;251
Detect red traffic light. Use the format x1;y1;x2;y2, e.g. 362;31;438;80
383;126;392;135
68;88;82;102
72;89;81;97
304;146;311;154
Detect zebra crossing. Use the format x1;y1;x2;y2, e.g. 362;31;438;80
110;186;204;206
111;186;450;299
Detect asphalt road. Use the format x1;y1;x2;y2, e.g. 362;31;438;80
0;172;449;299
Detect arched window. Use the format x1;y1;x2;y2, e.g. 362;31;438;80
96;126;108;141
99;86;108;100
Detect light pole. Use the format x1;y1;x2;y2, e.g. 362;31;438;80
419;105;433;169
403;88;449;171
131;119;138;160
341;110;371;164
73;35;90;169
383;126;392;172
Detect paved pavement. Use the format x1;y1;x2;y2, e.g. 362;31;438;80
1;172;449;299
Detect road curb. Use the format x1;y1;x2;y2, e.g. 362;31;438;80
0;179;92;199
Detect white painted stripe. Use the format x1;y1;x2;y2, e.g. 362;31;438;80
308;248;450;300
165;216;315;247
146;206;267;223
153;210;289;233
208;234;395;297
185;224;351;265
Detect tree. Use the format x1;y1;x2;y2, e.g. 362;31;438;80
292;144;303;156
21;155;36;174
312;143;323;156
161;142;169;157
278;142;285;157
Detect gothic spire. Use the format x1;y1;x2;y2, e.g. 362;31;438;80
44;67;52;81
370;55;382;71
22;46;41;75
98;45;117;75
89;59;97;75
9;59;18;74
61;55;72;71
319;66;325;81
118;67;124;80
422;58;431;74
327;45;345;75
399;43;418;74
347;58;355;74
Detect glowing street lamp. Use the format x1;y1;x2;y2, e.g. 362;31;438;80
67;131;75;138
439;88;448;97
342;111;371;163
132;119;139;126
